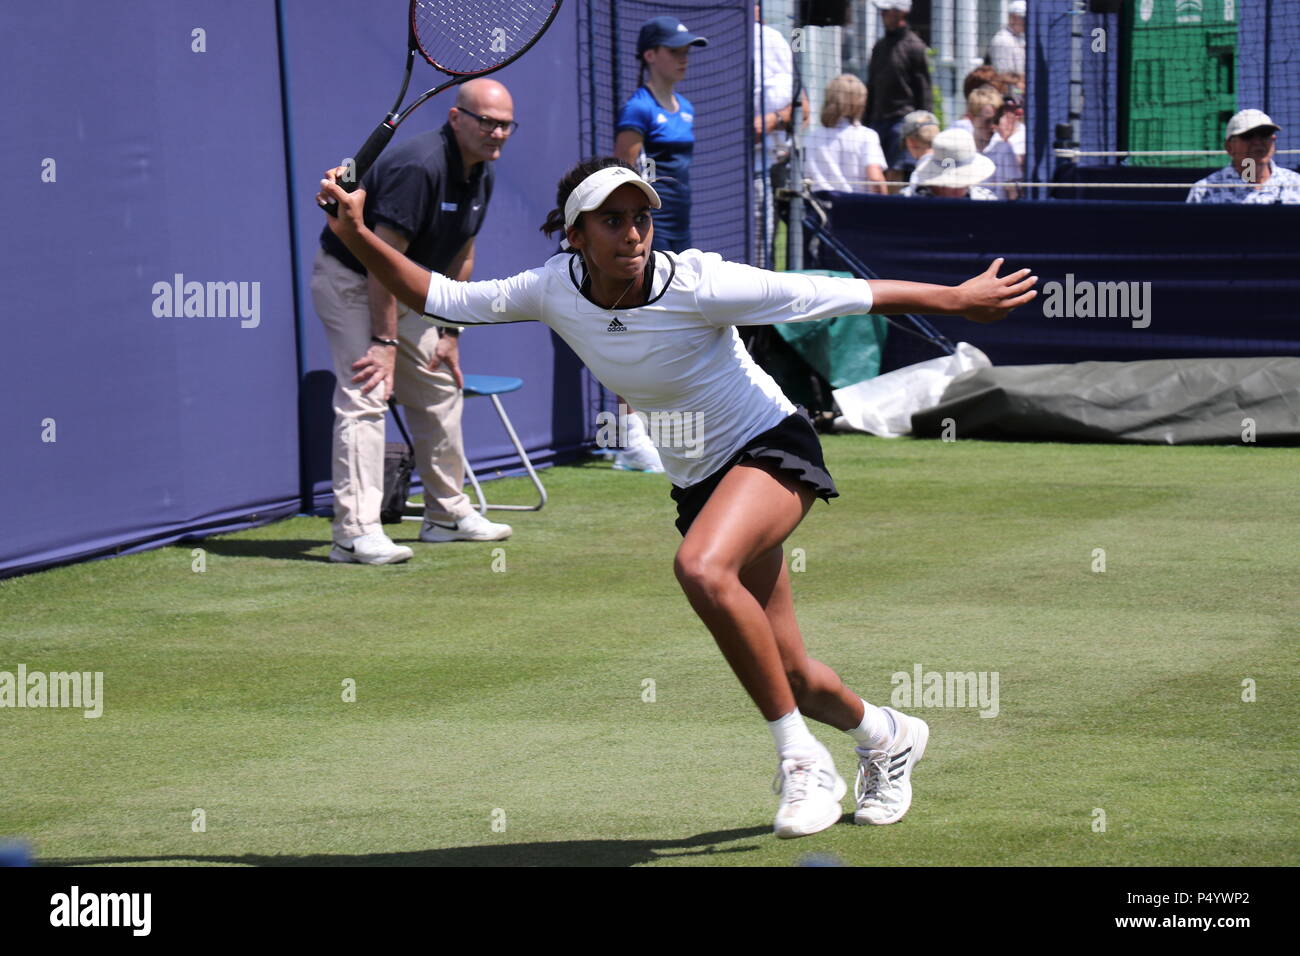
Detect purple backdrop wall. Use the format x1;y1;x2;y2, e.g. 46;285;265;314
2;0;587;578
1;1;300;578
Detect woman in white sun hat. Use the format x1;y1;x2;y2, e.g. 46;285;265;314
317;156;1037;840
902;127;999;199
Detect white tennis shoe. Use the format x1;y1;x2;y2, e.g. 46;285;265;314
773;751;847;839
419;511;512;542
854;707;929;826
329;531;413;565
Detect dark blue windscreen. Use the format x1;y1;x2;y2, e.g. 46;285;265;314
816;193;1300;373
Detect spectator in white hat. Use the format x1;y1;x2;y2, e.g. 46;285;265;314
1186;109;1300;204
988;1;1026;76
902;128;998;200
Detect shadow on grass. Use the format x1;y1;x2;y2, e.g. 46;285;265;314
40;825;774;867
182;539;330;563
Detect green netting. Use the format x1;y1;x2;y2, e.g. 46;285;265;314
1123;0;1240;168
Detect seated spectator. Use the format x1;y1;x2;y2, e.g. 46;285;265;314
902;128;998;199
895;109;939;187
952;86;1002;151
951;86;1022;198
803;74;887;194
1186;109;1300;204
989;80;1026;199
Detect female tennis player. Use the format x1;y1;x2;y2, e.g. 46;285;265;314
318;158;1037;838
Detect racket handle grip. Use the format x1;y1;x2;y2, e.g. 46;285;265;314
321;121;397;217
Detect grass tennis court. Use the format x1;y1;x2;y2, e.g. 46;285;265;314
3;437;1296;867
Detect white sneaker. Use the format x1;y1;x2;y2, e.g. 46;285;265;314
854;707;929;826
329;531;413;565
772;751;847;839
419;511;512;542
612;436;665;473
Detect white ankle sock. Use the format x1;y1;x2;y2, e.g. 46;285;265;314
769;709;824;761
848;699;895;751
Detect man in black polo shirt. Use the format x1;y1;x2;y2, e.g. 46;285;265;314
311;78;515;564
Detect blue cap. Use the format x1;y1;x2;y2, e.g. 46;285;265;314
636;16;709;54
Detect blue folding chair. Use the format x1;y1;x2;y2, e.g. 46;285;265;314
404;374;547;519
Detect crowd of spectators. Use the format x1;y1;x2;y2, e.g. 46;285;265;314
797;1;1027;202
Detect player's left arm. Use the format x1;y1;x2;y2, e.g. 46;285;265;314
869;258;1037;323
698;256;1036;327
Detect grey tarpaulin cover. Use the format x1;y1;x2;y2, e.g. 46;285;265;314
910;358;1300;445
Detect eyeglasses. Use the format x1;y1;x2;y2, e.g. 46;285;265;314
456;107;518;136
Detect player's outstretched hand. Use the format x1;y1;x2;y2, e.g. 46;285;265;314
317;167;366;238
956;258;1038;324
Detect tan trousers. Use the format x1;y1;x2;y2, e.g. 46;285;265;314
310;248;471;540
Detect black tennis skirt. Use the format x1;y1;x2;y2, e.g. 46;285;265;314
669;408;839;536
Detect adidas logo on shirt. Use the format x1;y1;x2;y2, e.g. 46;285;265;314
606;317;628;332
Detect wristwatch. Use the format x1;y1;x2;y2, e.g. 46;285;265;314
370;336;399;347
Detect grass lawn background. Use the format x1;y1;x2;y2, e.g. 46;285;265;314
2;437;1296;866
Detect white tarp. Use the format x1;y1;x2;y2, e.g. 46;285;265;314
832;342;992;437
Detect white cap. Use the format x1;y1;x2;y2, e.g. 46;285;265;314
913;128;996;188
1008;2;1026;17
872;0;912;11
563;166;661;230
1225;109;1280;139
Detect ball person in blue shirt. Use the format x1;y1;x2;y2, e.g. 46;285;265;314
615;17;709;254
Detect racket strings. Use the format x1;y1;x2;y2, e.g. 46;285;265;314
413;0;558;76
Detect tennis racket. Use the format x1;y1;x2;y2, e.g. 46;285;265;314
320;0;563;216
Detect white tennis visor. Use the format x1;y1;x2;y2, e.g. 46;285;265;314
563;166;661;229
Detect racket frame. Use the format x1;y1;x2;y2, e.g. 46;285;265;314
323;1;563;215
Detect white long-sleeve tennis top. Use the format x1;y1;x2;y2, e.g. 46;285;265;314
422;249;874;487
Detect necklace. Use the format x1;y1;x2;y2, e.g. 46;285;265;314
605;278;637;311
570;252;653;311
